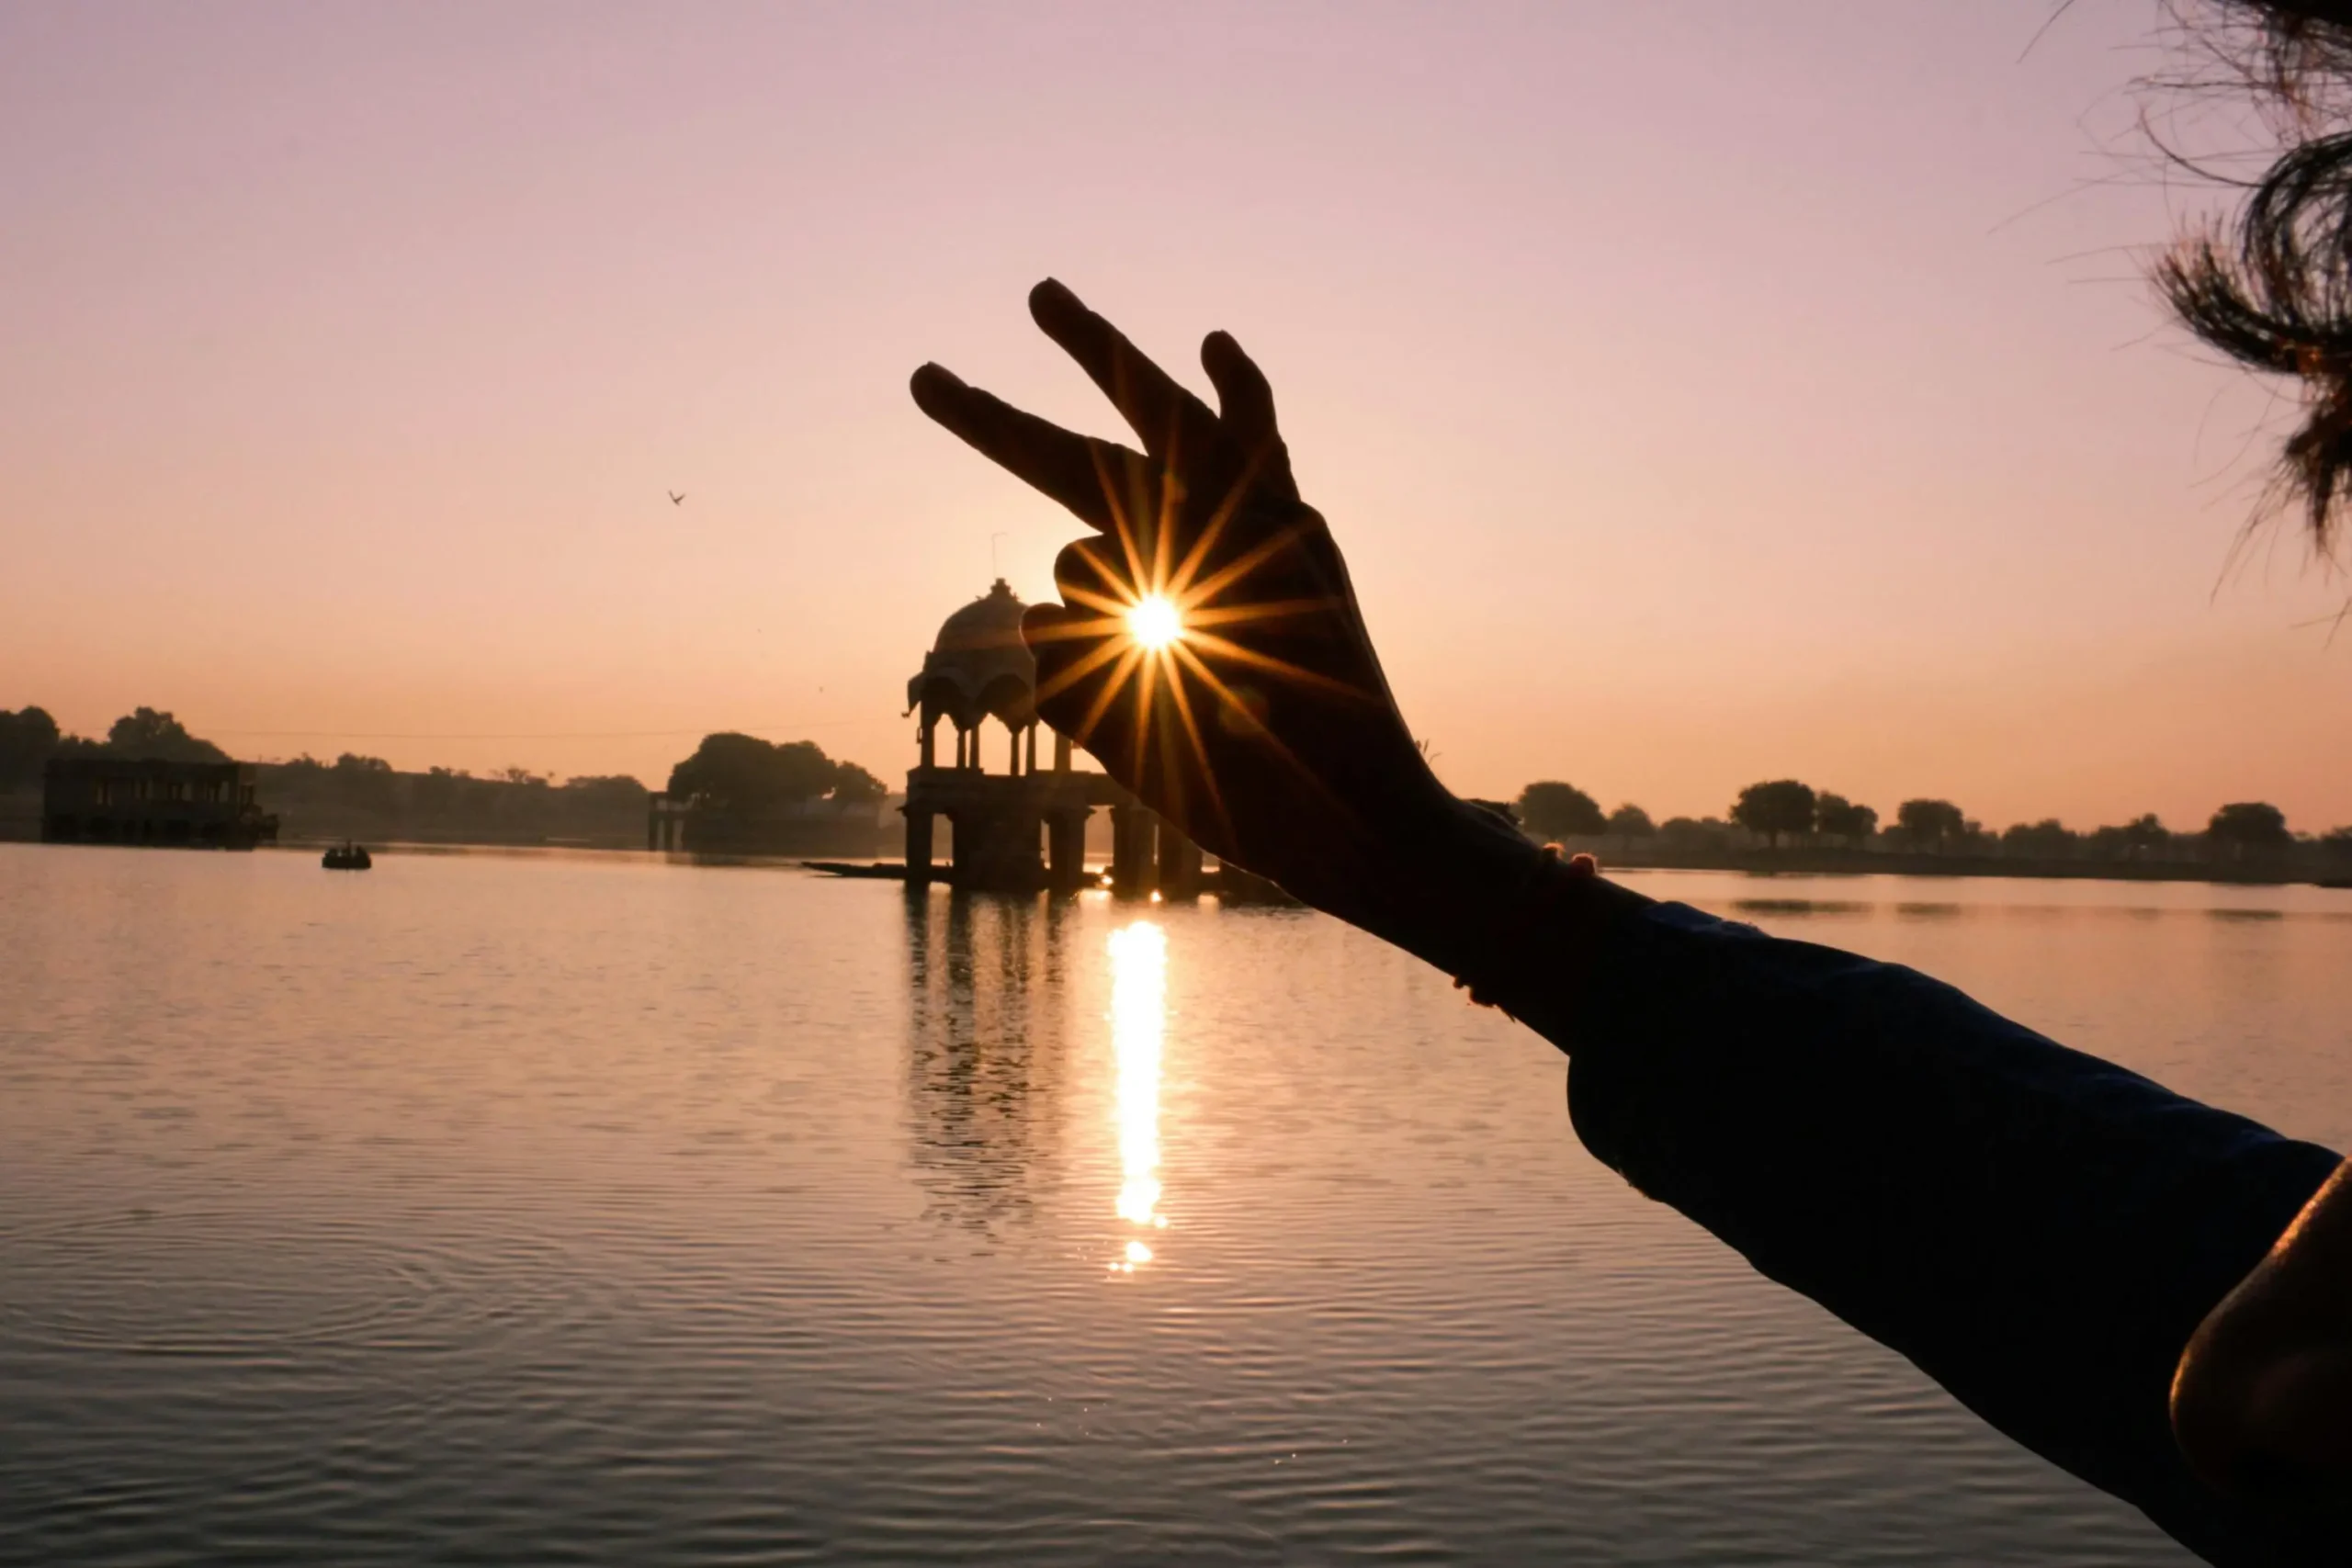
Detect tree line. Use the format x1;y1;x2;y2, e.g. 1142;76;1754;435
2;705;890;848
1513;778;2352;867
1;705;232;785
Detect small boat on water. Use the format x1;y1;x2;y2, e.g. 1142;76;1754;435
322;841;373;871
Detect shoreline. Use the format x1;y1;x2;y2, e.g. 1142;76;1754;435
1549;841;2344;889
4;830;2343;890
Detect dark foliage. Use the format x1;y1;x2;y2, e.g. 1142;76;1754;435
2156;1;2352;553
1605;803;1657;838
2208;799;2294;851
1814;792;1880;843
102;707;231;762
1731;779;1818;847
258;758;651;845
0;706;62;791
1894;798;1969;852
1514;780;1607;839
2002;818;2080;859
665;733;880;814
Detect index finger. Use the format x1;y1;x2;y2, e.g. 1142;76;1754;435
910;362;1139;535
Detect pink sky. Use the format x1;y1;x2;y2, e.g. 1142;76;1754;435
5;1;2347;831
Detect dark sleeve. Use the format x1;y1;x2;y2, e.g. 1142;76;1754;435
1551;901;2344;1568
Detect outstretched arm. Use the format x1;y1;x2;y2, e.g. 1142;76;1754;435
911;285;2346;1564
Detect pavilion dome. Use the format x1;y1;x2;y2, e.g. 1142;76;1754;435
907;579;1038;730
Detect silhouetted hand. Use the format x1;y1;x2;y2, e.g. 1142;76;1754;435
911;280;1538;954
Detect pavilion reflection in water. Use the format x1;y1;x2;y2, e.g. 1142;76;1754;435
902;891;1072;1232
902;890;1174;1273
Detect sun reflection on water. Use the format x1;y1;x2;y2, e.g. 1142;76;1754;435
1108;921;1167;1274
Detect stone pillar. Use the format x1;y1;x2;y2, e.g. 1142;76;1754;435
1157;821;1203;900
1024;724;1038;776
1054;733;1072;773
1008;722;1021;775
953;806;1045;891
905;808;934;886
1109;803;1158;897
1048;808;1091;890
920;716;937;770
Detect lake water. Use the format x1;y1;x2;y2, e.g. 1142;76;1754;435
4;843;2350;1565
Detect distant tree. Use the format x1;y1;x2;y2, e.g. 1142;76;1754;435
2086;813;2172;863
1731;779;1817;848
668;734;882;816
829;761;888;807
1605;803;1656;838
499;765;549;788
2323;827;2352;867
104;707;230;762
2098;818;2164;864
0;706;64;791
2209;801;2291;860
1894;798;1968;852
326;752;399;811
2001;818;2078;860
1814;793;1879;845
1515;780;1607;839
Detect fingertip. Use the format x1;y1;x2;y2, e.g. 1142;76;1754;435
1202;329;1267;386
909;362;966;416
1201;331;1277;438
1029;277;1083;326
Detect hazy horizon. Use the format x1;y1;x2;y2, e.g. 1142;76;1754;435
7;0;2348;829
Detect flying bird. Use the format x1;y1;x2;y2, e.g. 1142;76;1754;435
668;491;684;505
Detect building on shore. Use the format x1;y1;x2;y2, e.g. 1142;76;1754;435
41;758;279;850
902;579;1205;895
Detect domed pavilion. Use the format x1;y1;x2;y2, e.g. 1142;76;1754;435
906;578;1048;775
901;579;1200;895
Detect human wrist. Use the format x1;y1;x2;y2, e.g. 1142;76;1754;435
1346;793;1551;970
1349;793;1653;1026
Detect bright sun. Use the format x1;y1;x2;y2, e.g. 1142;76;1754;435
1126;593;1183;650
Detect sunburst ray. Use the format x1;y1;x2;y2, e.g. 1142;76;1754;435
1073;645;1147;747
1126;651;1160;784
1167;441;1280;603
1024;610;1127;646
1167;639;1362;826
1159;648;1230;843
1182;597;1333;631
1179;629;1371;702
1035;633;1138;705
1174;519;1316;614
